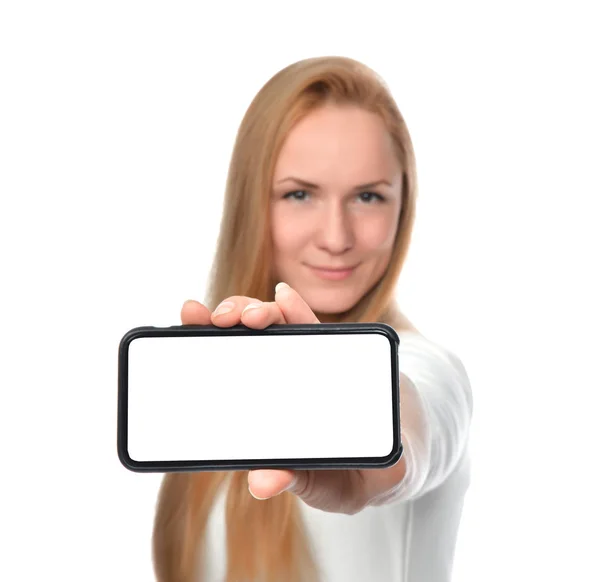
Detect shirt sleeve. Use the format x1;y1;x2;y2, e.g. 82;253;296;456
371;331;474;504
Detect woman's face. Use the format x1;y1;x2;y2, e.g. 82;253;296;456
270;103;403;319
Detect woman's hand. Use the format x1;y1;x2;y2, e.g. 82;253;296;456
181;282;407;515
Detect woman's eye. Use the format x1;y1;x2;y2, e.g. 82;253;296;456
283;190;309;201
358;191;384;203
281;190;383;203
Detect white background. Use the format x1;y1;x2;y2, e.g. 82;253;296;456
1;1;598;580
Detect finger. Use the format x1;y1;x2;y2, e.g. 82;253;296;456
240;300;286;329
287;469;367;515
181;300;212;325
247;469;297;500
210;296;262;327
274;282;320;324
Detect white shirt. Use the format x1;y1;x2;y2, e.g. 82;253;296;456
202;330;473;581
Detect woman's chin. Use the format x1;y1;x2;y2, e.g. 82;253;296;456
290;284;362;318
308;298;358;319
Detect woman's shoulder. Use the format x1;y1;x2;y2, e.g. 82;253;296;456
394;329;473;404
396;329;461;361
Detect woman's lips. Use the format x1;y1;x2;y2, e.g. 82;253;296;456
306;264;357;281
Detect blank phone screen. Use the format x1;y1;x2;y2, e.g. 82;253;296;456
125;331;397;464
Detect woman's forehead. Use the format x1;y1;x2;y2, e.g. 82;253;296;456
283;105;390;147
273;112;400;187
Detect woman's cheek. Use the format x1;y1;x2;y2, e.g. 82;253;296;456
359;213;398;250
272;208;313;250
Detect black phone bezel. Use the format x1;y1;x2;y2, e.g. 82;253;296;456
117;322;403;473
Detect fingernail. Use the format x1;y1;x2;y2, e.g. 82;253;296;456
213;301;235;316
275;282;289;294
249;486;269;500
242;302;263;315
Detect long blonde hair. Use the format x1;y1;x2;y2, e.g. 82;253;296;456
152;55;419;582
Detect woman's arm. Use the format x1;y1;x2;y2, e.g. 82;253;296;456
182;285;473;514
369;335;473;505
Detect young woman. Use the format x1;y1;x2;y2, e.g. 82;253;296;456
152;56;473;582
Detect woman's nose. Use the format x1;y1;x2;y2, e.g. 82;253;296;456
315;203;355;255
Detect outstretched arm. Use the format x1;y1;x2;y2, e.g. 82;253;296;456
181;283;472;513
369;336;473;505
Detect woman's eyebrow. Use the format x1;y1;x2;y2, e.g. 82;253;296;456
275;177;393;190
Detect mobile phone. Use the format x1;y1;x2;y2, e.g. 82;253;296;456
117;323;402;473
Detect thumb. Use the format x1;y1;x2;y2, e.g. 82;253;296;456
248;469;365;514
247;469;302;500
288;469;365;514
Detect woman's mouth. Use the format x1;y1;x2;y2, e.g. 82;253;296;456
305;264;358;281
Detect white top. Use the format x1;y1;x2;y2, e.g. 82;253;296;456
201;330;473;582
